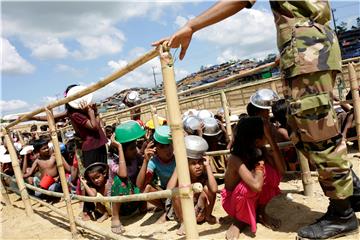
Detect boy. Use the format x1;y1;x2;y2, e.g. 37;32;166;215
136;125;175;218
23;138;71;191
168;135;218;235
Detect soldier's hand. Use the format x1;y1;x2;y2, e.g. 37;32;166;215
152;25;193;60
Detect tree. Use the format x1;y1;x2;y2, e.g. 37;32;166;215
357;17;360;29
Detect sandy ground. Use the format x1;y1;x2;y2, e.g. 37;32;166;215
1;152;360;240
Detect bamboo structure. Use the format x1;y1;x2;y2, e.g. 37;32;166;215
17;130;25;146
1;172;203;203
296;149;314;196
46;109;78;237
150;105;160;129
159;44;198;239
220;91;233;141
0;177;12;206
5;48;159;130
3;131;33;216
348;63;360;151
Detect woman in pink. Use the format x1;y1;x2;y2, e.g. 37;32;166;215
221;116;285;240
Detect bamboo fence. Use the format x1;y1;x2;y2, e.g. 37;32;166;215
1;42;359;239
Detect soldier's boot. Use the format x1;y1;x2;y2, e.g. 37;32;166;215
350;169;360;212
297;199;359;239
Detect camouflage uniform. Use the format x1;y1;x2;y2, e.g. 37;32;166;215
247;0;353;199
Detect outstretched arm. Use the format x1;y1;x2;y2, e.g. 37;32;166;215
152;0;251;60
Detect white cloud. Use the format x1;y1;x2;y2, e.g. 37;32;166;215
28;37;68;59
2;2;183;61
176;8;277;62
1;38;35;74
0;99;29;113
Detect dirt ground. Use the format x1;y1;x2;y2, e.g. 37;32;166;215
1;153;360;240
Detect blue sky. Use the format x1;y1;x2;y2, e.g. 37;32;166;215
1;0;359;117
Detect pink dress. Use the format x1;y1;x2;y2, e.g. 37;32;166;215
221;163;281;233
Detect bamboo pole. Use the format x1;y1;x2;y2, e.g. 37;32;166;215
271;81;277;93
150;105;160;129
348;63;360;151
0;176;12;206
220;91;233;141
3;130;33;215
5;48;159;129
2;172;203;203
17;130;25;146
45;109;78;237
159;44;198;239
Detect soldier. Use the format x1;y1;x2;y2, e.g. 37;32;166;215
152;1;359;239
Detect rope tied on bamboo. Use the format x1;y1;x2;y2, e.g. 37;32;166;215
159;44;173;67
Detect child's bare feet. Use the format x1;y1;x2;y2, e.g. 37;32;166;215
195;205;205;223
156;212;167;224
257;212;281;230
96;212;109;223
111;218;125;234
176;223;185;236
205;215;218;224
225;220;246;240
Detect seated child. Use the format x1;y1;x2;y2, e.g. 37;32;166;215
168;135;218;235
23;138;71;192
221;116;285;240
80;162;111;223
111;120;145;234
136;125;176;220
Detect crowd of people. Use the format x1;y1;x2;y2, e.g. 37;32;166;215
1;82;359;239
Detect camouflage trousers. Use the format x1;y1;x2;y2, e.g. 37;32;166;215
283;70;353;199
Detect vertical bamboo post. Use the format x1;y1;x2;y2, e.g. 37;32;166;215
348;63;360;151
296;149;314;196
0;176;12;207
220;91;233;141
3;130;33;215
45;109;78;238
159;45;198;239
271;81;277;93
17;131;25;146
150;105;160;129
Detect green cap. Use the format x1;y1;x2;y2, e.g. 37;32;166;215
154;125;171;145
115;120;145;143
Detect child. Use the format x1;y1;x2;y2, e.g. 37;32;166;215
168;135;218;235
23;138;71;192
136;126;175;214
111;120;145;234
80;162;111;223
221;116;285;240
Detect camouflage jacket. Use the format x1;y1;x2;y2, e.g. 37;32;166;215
246;0;342;79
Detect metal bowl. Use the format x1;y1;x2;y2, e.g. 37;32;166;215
183;116;202;134
126;91;141;105
184;135;209;159
197;109;214;120
183;109;198;119
202;117;221;136
250;88;279;109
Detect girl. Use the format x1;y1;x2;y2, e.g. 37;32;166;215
65;84;108;220
221;116;285;240
80;162;111;223
111;120;145;234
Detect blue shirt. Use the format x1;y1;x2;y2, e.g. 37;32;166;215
147;156;176;189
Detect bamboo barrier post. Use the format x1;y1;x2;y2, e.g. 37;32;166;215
296;149;314;196
17;130;25;146
159;44;198;239
271;81;277;93
220;91;233;141
348;63;360;151
45;109;78;238
3;130;33;215
150;105;160;129
0;176;12;207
